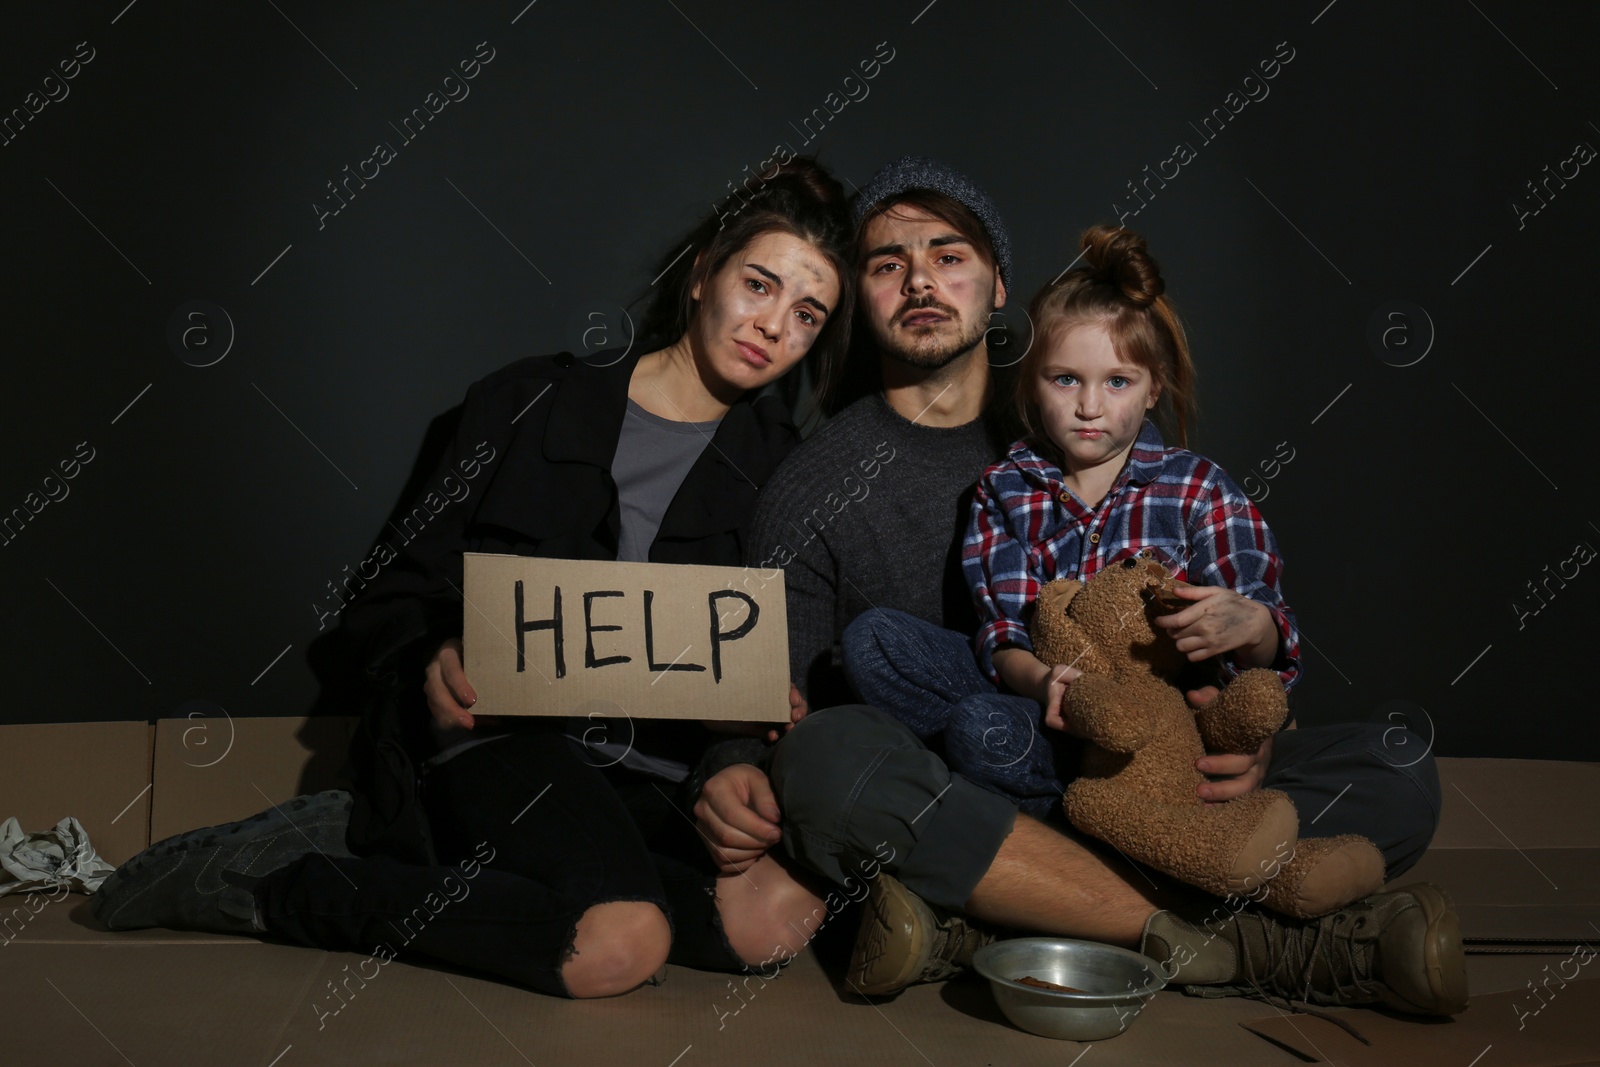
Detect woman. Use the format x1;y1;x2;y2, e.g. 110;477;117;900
94;158;853;998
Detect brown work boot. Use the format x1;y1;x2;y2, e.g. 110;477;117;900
846;873;999;996
1139;882;1469;1016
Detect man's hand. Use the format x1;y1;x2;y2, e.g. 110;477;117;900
1186;685;1272;804
693;764;782;873
1156;583;1277;666
700;684;810;742
776;682;809;741
748;684;800;742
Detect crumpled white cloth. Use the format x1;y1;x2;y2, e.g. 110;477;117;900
0;816;116;895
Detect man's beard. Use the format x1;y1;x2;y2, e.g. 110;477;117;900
876;295;994;371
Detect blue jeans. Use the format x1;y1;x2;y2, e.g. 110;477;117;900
841;608;1442;878
840;607;1076;820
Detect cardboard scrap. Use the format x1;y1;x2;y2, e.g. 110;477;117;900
1458;905;1600;954
462;553;789;722
1241;977;1600;1067
1397;848;1600;955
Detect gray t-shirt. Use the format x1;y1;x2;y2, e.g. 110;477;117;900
613;398;723;562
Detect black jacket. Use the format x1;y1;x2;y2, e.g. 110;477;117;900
337;348;799;862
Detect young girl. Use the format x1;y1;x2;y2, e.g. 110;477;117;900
957;224;1301;813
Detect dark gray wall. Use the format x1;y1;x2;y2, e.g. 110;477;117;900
3;1;1594;759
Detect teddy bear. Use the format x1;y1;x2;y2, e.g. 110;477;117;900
1029;553;1385;919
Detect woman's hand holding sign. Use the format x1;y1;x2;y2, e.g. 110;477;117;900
425;637;476;729
425;636;502;731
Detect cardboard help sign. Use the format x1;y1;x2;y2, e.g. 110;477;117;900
461;553;788;721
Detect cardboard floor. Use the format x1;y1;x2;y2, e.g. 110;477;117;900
5;756;1598;1067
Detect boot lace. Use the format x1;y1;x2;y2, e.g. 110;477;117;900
922;909;999;979
1230;908;1378;1044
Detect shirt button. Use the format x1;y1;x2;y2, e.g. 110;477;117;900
1089;532;1100;544
1058;492;1070;504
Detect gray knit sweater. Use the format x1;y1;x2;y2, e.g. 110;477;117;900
748;392;1009;708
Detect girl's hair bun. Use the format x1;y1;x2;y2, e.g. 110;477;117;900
1018;223;1194;449
1080;224;1164;308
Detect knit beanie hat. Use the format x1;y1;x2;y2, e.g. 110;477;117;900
852;155;1012;290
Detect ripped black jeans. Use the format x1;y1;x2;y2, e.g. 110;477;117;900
253;729;745;997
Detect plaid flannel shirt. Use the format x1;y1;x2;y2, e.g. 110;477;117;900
961;418;1301;690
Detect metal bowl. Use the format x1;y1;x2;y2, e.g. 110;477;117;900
971;937;1167;1041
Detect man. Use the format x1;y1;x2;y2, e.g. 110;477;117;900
692;156;1464;1015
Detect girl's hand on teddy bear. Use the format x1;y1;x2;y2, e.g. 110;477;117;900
1155;584;1275;662
1041;664;1083;732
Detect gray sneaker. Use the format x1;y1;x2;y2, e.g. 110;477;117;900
846;873;1001;996
92;790;356;935
1140;882;1469;1016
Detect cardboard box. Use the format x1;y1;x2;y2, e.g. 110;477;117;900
2;717;1597;1066
1403;758;1600;953
462;553;789;722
